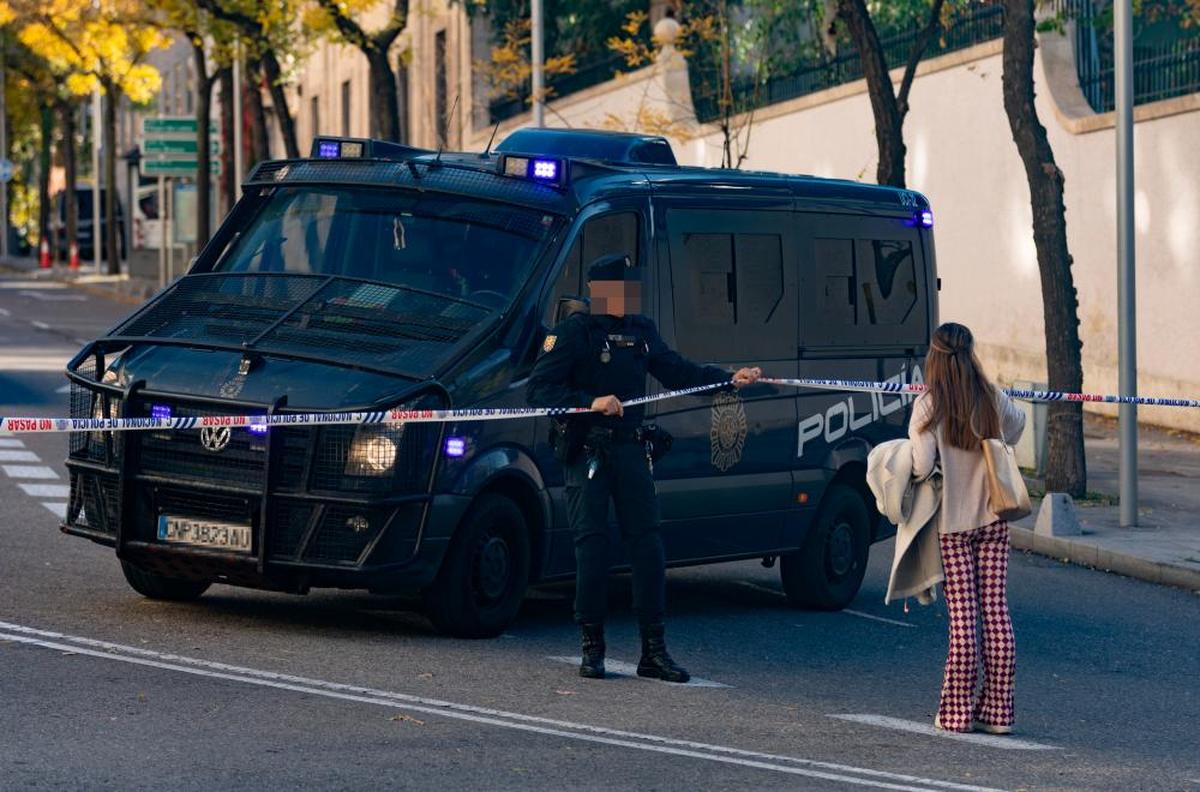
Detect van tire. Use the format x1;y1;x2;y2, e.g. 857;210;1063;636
423;494;531;639
121;561;211;601
780;485;870;610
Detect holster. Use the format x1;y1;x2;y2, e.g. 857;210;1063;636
634;424;673;462
549;419;587;465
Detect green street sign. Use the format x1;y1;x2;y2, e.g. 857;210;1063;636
142;116;216;135
142;158;221;177
144;138;221;155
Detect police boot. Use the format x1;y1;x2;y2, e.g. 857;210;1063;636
579;623;606;679
636;622;690;684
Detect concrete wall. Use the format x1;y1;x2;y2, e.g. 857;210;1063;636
467;35;1200;433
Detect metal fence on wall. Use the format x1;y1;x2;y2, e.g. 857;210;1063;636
488;53;629;125
1064;0;1200;113
693;5;1006;124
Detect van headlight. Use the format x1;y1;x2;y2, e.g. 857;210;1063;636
345;424;405;476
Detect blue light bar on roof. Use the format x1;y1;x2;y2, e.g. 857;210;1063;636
317;140;341;158
498;154;566;187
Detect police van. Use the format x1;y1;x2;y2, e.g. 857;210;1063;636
63;129;935;637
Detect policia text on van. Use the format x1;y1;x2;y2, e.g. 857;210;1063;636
61;129;936;638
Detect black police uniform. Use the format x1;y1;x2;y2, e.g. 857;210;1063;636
527;261;729;681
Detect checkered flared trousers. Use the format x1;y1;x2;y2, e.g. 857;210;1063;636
937;521;1015;732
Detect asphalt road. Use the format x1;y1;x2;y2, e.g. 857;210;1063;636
2;271;1198;791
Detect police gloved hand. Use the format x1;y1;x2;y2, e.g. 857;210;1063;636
591;395;624;416
732;367;763;389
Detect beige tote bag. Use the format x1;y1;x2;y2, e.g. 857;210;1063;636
981;438;1032;521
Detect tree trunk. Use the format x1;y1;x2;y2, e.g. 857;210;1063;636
218;66;235;215
61;102;78;260
192;42;213;247
259;50;299;158
1001;0;1086;496
247;62;270;165
395;58;409;144
837;0;906;187
37;104;54;255
102;85;119;275
367;47;400;141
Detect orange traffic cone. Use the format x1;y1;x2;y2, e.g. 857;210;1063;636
39;237;51;269
68;241;80;270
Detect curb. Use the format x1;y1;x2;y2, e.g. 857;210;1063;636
1009;526;1200;592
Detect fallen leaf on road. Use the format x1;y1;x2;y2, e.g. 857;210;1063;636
389;714;425;726
555;690;576;696
417;672;434;680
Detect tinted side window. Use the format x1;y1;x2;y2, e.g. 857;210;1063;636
669;211;795;362
544;212;639;324
805;227;925;347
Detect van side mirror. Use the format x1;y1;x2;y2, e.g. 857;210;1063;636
555;295;590;324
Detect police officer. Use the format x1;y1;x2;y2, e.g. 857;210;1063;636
527;253;761;682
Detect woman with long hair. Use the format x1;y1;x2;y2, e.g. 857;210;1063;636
909;322;1026;734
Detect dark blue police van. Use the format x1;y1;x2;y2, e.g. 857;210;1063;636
62;129;935;637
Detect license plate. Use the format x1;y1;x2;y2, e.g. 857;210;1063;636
157;515;252;552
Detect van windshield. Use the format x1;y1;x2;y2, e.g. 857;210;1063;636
213;186;557;309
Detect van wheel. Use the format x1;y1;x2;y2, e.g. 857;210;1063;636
780;485;869;610
423;494;531;639
121;561;211;601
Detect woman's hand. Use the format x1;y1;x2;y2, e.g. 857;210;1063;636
732;367;763;389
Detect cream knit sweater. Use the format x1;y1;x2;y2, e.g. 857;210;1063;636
908;390;1026;534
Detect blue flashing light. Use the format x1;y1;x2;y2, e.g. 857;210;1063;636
919;210;934;228
317;140;341;159
151;404;172;420
248;420;269;435
531;159;559;181
444;437;466;458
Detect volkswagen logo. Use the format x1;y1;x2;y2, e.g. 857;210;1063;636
199;426;231;453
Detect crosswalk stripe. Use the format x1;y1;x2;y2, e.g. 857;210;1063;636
2;465;59;479
0;450;40;462
41;502;67;519
0;438;26;448
19;483;70;498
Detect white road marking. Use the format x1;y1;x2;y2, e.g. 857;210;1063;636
829;715;1059;752
1;465;58;479
0;349;75;371
41;502;67;519
30;320;51;330
0;450;40;462
20;290;86;302
0;306;10;316
0;621;1002;792
547;656;731;689
842;610;915;629
736;583;914;629
56;384;72;394
737;581;787;598
18;483;70;498
0;281;66;289
0;438;26;447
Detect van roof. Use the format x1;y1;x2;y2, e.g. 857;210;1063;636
244;131;930;220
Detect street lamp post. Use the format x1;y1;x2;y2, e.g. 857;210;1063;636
531;0;545;127
1115;0;1138;527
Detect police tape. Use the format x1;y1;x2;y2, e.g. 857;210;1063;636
761;377;1200;408
2;377;1198;435
0;381;729;434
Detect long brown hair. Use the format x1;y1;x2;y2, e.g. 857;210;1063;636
920;322;1000;449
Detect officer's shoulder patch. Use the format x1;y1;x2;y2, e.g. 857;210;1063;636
543;335;557;352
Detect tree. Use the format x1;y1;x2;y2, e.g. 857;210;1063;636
194;0;306;159
306;0;409;141
14;0;167;273
831;0;951;187
1001;0;1086;496
475;16;577;122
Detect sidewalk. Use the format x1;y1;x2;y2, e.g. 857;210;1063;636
0;253;164;304
3;252;1197;591
1011;413;1200;591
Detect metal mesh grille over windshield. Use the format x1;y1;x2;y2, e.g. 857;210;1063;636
111;274;490;373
